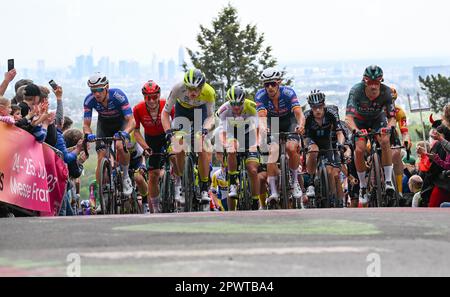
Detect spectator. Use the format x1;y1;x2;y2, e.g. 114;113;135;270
10;104;22;121
422;109;450;207
12;85;27;106
0;69;17;96
15;84;53;143
59;128;89;216
409;175;423;208
401;155;417;206
38;86;57;147
416;141;431;174
62;116;73;133
11;79;33;105
0;96;15;125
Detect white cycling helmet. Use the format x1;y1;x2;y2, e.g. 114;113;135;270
260;67;283;83
87;72;109;88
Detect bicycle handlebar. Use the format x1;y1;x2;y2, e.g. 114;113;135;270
83;135;129;157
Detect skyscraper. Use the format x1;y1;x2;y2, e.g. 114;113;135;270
178;46;185;70
97;57;110;75
168;59;176;82
75;55;85;79
159;60;166;81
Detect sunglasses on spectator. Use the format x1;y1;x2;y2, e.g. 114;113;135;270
264;81;278;88
145;93;160;101
91;87;106;93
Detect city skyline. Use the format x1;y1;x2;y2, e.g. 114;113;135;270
2;0;450;69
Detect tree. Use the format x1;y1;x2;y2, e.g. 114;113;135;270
419;74;450;113
184;4;283;103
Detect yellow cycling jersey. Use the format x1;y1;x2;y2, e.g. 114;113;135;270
211;169;228;191
395;105;408;134
216;99;258;132
164;82;216;116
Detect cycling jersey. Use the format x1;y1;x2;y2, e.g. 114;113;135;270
128;130;144;159
346;82;395;121
216;99;258;134
164;82;216;117
395;105;408;134
255;86;301;118
304;105;342;142
133;99;174;137
211;168;229;192
83;88;133;121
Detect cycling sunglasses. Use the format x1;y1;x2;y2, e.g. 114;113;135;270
91;87;106;94
144;93;160;101
230;101;243;107
264;81;278;88
363;77;383;85
186;86;201;92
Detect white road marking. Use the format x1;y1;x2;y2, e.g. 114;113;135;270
80;246;389;260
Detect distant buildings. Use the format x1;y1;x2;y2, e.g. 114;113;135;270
413;65;450;82
178;46;185;70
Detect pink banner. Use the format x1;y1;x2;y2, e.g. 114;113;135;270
0;122;68;215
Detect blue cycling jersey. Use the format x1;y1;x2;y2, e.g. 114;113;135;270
83;88;133;121
255;86;301;117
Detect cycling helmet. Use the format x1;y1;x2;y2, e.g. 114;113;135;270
363;65;384;81
390;86;398;100
226;85;246;105
184;68;206;89
307;90;326;106
260;67;283;83
87;72;109;88
142;80;161;95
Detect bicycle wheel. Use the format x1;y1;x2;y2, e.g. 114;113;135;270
238;161;252;211
161;165;175;213
111;170;119;214
372;153;383;207
183;155;195;212
98;158;113;215
388;171;400;207
130;177;142;214
279;154;290;209
318;164;330;208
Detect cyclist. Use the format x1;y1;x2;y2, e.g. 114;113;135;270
214;85;260;211
133;80;174;213
127;131;150;213
161;68;215;204
390;86;412;193
83;73;136;197
209;164;228;211
303;90;348;205
256;67;305;203
345;65;396;206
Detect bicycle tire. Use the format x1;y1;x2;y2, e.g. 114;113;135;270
98;158;113;215
238;159;252;211
183;155;195;212
372;153;383;207
280;154;290;209
318;164;330;208
161;165;174;213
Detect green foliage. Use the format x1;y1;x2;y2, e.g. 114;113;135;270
184;3;287;103
419;74;450;113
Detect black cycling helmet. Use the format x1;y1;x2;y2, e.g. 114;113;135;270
307;90;326;107
363;65;384;81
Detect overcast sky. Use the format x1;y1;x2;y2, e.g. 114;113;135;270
1;0;449;68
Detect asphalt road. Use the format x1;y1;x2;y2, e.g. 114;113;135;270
1;208;450;277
